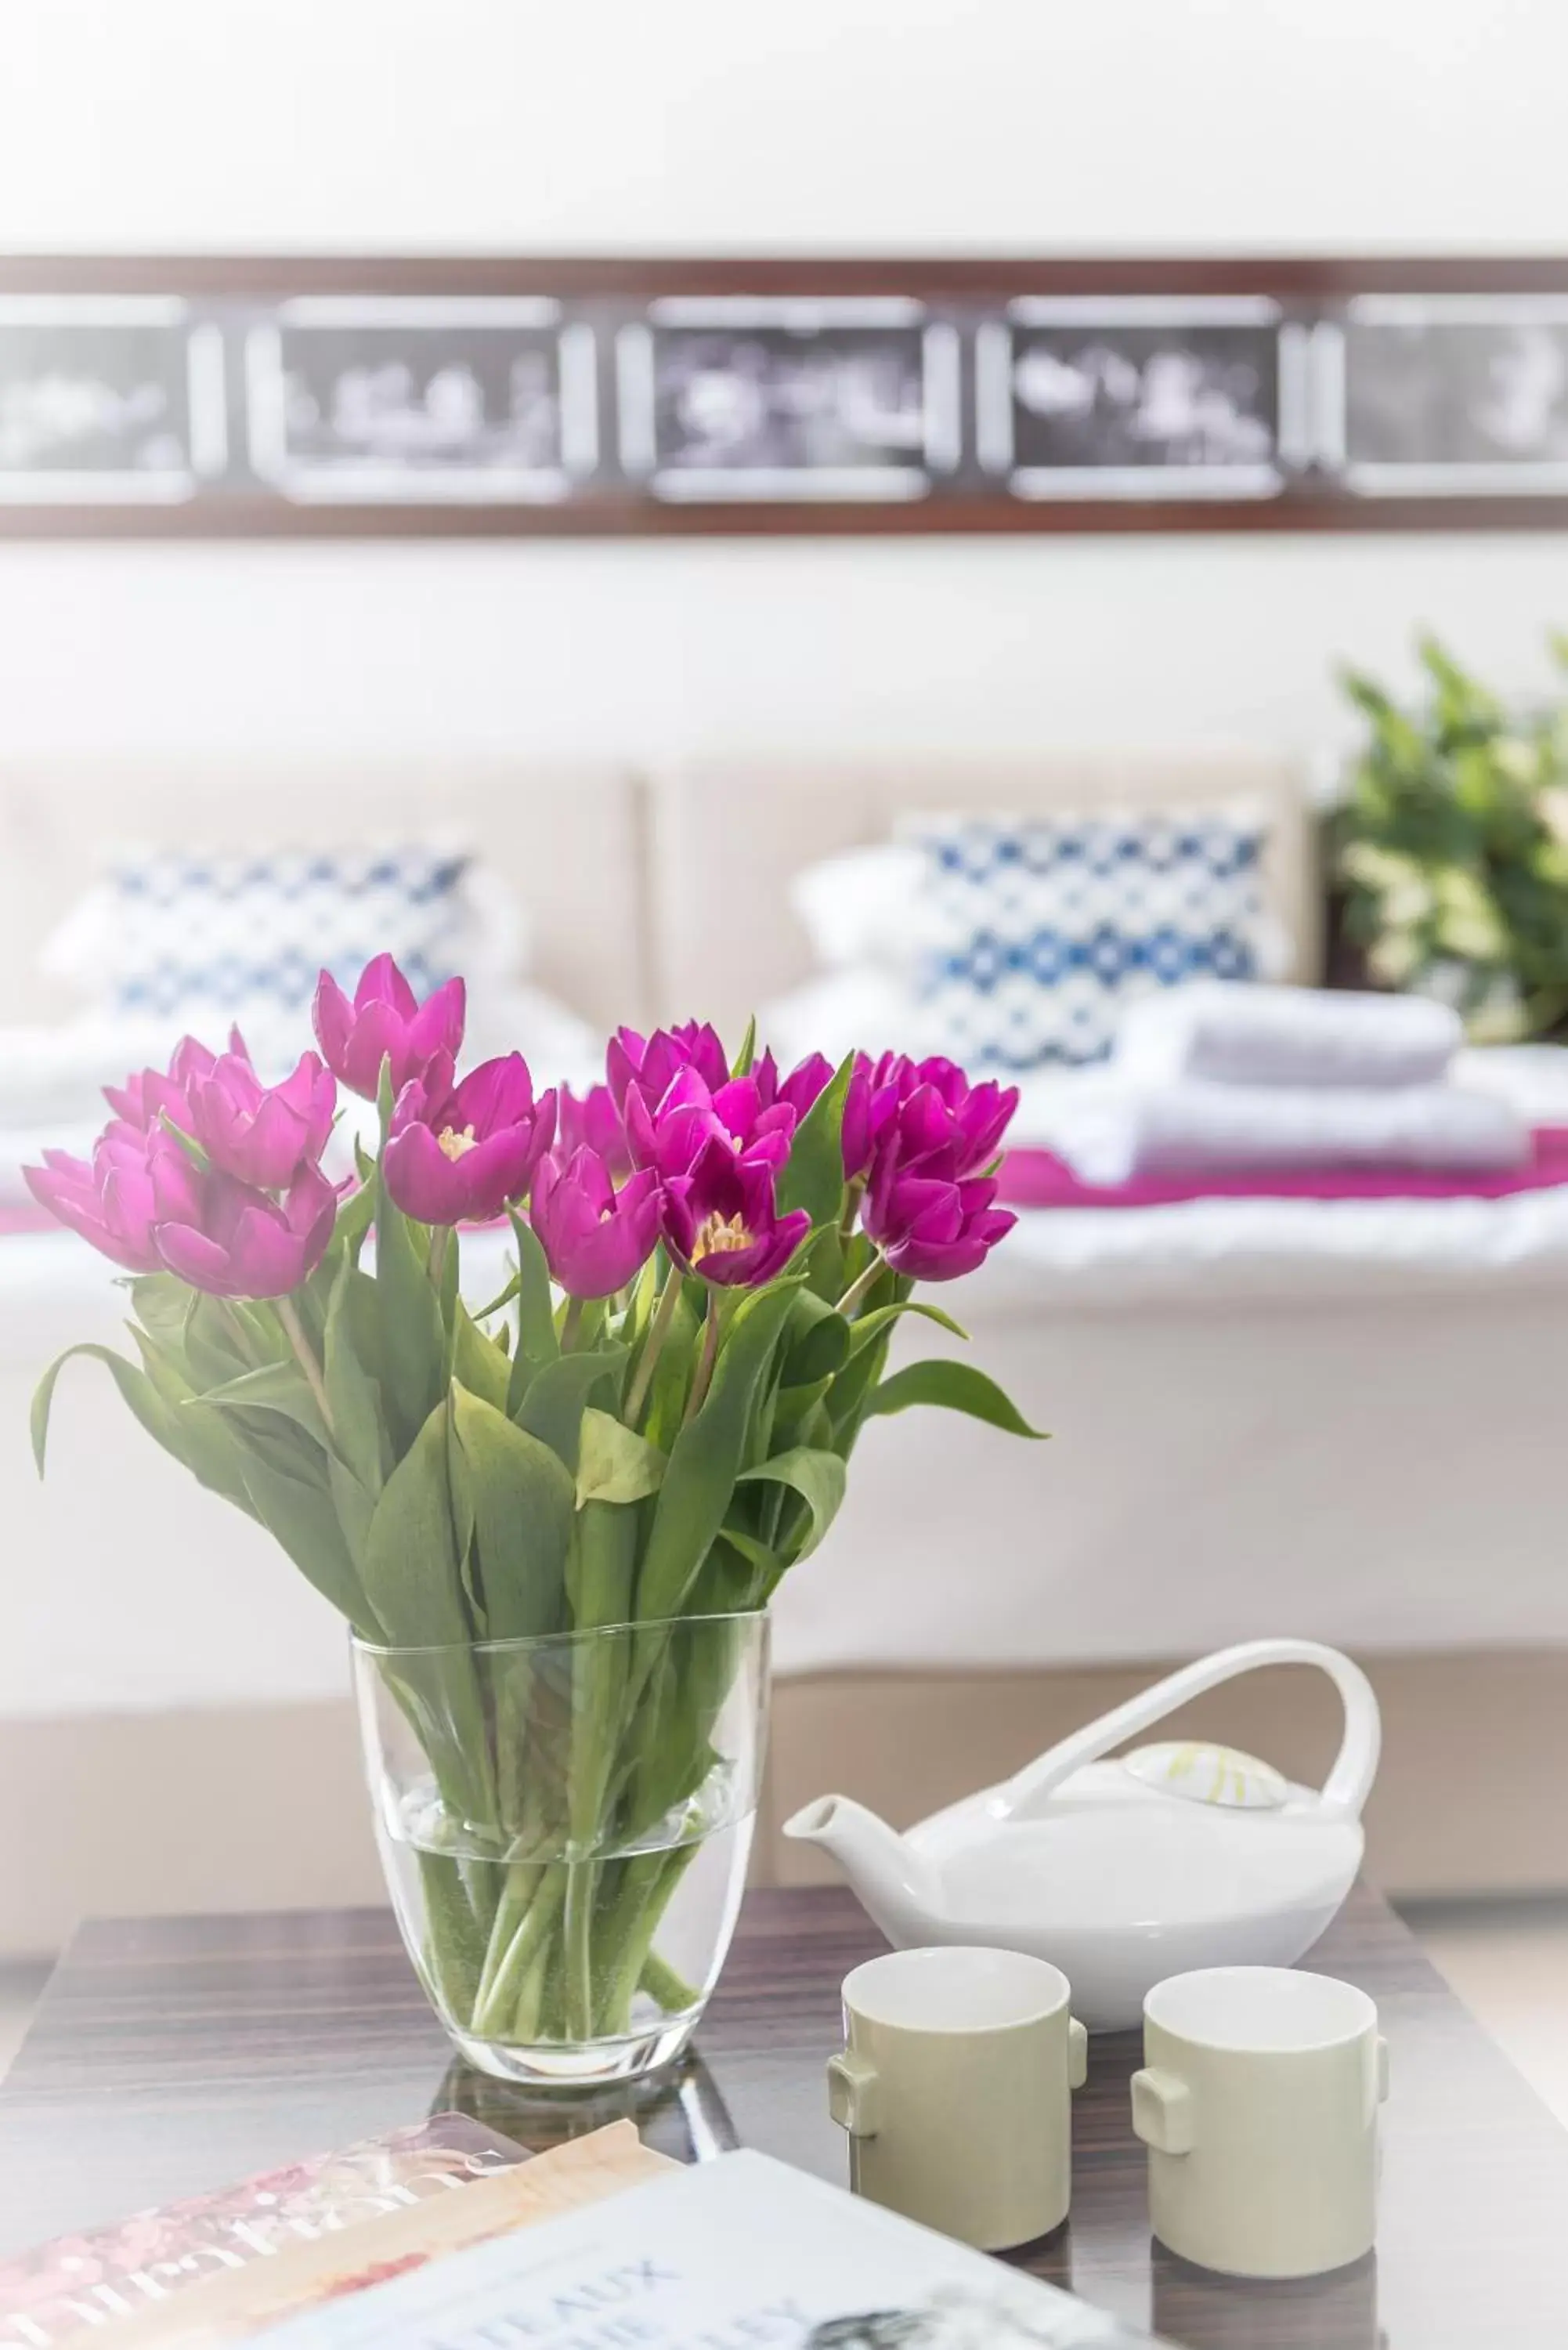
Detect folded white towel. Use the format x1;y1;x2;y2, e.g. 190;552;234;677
1042;1078;1530;1188
1115;983;1463;1090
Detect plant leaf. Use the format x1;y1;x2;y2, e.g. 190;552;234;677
634;1280;802;1623
240;1452;380;1637
324;1261;391;1491
777;1052;854;1227
575;1407;667;1509
863;1358;1047;1440
784;1286;851;1383
451;1300;511;1415
567;1496;639;1632
506;1209;559;1389
731;1013;757;1078
515;1345;627;1474
362;1398;472;1648
32;1342;193;1480
737;1444;847;1562
449;1385;574;1642
190;1358;331;1452
846;1299;970;1356
372;1184;446;1448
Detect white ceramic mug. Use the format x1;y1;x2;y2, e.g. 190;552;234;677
1131;1965;1389;2280
828;1944;1088;2251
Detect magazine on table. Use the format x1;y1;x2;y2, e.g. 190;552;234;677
215;2149;1163;2350
0;2114;526;2349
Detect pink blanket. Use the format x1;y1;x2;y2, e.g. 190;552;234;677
0;1204;52;1238
996;1127;1568;1209
7;1133;1568;1243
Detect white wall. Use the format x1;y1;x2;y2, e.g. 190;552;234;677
0;0;1564;765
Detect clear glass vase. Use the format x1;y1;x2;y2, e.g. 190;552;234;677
352;1612;769;2090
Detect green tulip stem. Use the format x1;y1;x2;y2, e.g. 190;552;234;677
560;1296;585;1352
682;1294;723;1426
834;1253;888;1321
625;1264;685;1425
428;1225;450;1296
837;1173;867;1238
277;1295;336;1441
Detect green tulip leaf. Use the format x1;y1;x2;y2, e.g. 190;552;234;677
451;1300;511;1415
32;1342;195;1482
634;1279;803;1624
328;1455;376;1574
128;1274;195;1352
576;1407;667;1510
777;1053;855;1227
863;1358;1048;1440
737;1444;847;1562
846;1299;970;1356
373;1184;446;1448
567;1495;638;1634
506;1211;560;1382
514;1345;627;1474
189;1358;332;1453
784;1286;851;1383
731;1013;757;1078
324;1263;392;1491
362;1399;473;1650
240;1452;380;1639
449;1384;574;1643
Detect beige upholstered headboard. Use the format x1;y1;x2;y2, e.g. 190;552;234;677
651;757;1319;1037
0;764;651;1033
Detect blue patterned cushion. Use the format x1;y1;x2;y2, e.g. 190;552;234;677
105;841;469;1023
905;808;1270;1069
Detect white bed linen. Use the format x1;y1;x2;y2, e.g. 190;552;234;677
7;1184;1568;1719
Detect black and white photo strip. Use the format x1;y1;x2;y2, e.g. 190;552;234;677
616;298;961;499
1330;296;1568;494
244;298;598;500
975;297;1306;498
3;271;1568;519
0;297;226;501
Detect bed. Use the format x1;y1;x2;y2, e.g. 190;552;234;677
656;757;1568;1905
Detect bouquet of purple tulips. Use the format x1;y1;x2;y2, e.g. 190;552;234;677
27;955;1038;2066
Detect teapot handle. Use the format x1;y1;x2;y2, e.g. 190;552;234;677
997;1638;1380;1824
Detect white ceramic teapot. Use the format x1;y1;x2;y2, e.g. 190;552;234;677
783;1638;1379;2030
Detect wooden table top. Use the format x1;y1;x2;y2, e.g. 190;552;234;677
0;1884;1564;2347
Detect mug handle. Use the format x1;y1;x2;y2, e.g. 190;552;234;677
1069;2017;1089;2091
827;2051;883;2138
1130;2066;1195;2156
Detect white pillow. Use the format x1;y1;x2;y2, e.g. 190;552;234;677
789;843;931;974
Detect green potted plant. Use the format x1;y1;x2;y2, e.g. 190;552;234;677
1331;632;1568;1042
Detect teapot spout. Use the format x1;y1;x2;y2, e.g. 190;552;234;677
782;1794;946;1947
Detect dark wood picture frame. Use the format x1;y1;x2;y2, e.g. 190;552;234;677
2;253;1568;537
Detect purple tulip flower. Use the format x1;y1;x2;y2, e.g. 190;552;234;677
844;1052;1019;1184
313;953;466;1102
663;1137;810;1288
863;1159;1017;1282
382;1054;556;1226
186;1047;336;1190
102;1029;247;1133
25;1119;198;1274
557;1081;631;1180
606;1021;729;1116
624;1065;796;1183
753;1048;835;1123
530;1146;667;1300
154;1161;339;1299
